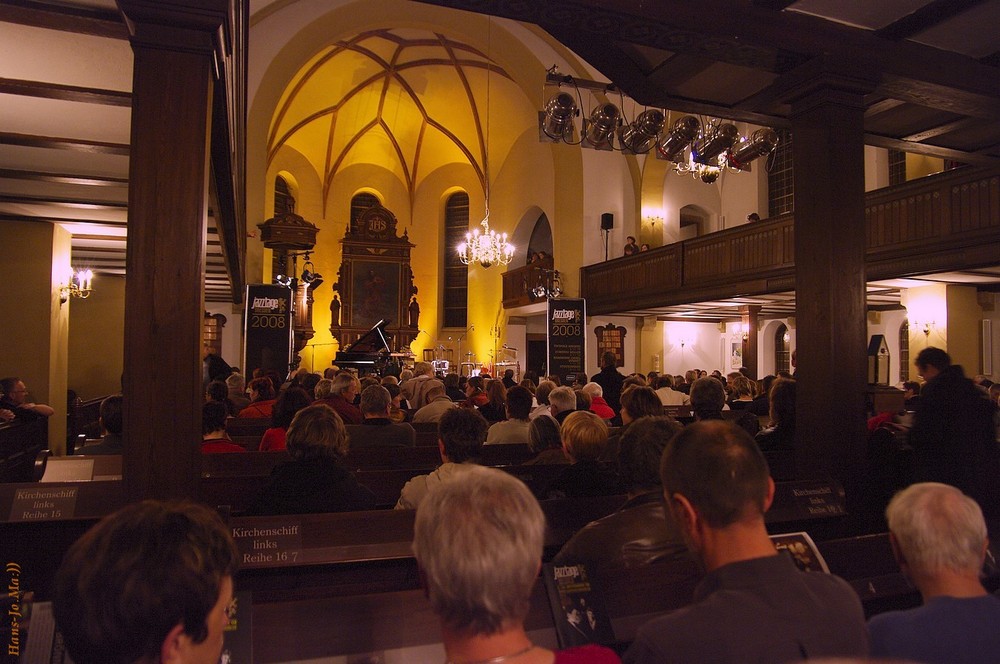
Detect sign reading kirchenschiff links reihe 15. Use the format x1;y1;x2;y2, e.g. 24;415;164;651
547;298;586;385
243;284;293;379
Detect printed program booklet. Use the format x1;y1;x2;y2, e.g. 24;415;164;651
542;563;615;648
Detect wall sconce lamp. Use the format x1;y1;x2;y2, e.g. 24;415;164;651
678;337;692;349
912;319;935;336
732;322;750;340
60;269;93;304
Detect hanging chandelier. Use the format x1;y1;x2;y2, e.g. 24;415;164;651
458;209;515;268
457;16;516;269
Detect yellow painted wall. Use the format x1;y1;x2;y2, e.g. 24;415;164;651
905;153;945;181
946;284;983;373
69;275;125;400
0;222;69;452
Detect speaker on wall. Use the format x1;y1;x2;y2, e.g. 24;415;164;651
601;212;614;230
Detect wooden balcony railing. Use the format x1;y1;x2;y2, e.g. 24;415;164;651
501;259;556;308
576;166;1000;316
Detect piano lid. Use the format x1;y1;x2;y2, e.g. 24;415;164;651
340;319;392;355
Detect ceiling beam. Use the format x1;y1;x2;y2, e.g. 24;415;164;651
0;193;127;210
0;213;127;226
0;168;127;187
0;0;127;39
864;133;999;165
0;78;131;107
902;117;982;142
874;0;988;41
0;132;130;156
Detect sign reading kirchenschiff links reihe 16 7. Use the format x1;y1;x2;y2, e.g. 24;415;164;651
547;298;586;385
243;284;293;379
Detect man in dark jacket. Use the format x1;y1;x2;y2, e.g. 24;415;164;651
592;351;625;417
908;347;1000;519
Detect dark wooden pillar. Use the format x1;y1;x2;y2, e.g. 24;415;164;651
119;2;227;502
788;73;873;507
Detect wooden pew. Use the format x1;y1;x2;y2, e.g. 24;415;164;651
0;418;48;483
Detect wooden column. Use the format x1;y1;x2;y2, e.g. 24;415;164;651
119;2;227;502
788;75;873;506
740;305;760;379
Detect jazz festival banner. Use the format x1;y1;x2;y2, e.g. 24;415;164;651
243;284;293;379
547;298;586;384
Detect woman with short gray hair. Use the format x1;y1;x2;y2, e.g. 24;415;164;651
412;466;620;663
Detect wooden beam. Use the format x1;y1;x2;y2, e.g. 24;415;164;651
0;194;126;210
875;0;988;41
0;132;130;156
0;168;127;187
902;117;982;142
0;0;127;39
865;98;906;118
0;78;131;107
864;133;999;165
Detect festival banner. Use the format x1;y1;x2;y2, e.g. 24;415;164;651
547;298;586;384
243;284;293;379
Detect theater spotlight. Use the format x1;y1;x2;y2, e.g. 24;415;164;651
692;123;739;165
274;274;293;287
582;102;621;149
656;115;700;162
618;109;664;154
540;92;578;142
726;128;779;170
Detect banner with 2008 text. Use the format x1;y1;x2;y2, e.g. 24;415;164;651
243;284;293;379
547;298;586;385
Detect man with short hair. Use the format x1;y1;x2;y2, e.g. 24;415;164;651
53;500;239;664
624;420;868;663
555;416;692;570
867;483;1000;663
689;376;758;438
412;380;458;424
77;394;123;455
908;346;999;518
395;408;487;509
547;385;577;424
654;374;689;407
0;376;55;422
592;351;625;417
316;372;363;425
485;385;532;444
347;384;416;447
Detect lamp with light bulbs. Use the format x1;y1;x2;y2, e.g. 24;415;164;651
60;268;94;304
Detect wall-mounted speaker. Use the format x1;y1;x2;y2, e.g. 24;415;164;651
600;212;614;230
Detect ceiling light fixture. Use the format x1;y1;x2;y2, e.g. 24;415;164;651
458;17;515;269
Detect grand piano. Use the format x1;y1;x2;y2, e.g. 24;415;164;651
332;319;393;376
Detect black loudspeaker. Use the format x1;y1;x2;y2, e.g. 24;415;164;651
600;213;614;230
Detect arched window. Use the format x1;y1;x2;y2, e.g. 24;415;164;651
443;192;469;328
774;324;790;373
271;176;296;279
351;192;380;234
899;320;910;383
527;213;553;262
679;205;708;240
767;129;793;216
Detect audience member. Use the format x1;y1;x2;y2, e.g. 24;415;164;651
901;379;921;409
413;466;620;663
530;380;557;419
478;379;508;423
907;347;1000;518
547;385;577;424
501;368;517;389
201;401;245;453
315;372;363;425
53;500;238;664
260;387;312;451
592;352;625;417
689;376;759;438
444;372;466;401
383;382;410;423
77;394;123;455
523;416;568;465
747;374;774;416
755;378;795;451
206;379;238;416
464;375;489;408
581;382;615;420
543;411;624;499
412;380;458;423
726;375;755;410
624;421;868;663
395;408;487;509
402;361;437;409
238;377;277;418
606;385;665;461
485;385;532;444
555;416;692;570
226;372;250;411
0;376;55;422
655;374;690;406
348;384;416;447
868;483;1000;663
299;372;321;399
623;236;638;256
248;404;375;515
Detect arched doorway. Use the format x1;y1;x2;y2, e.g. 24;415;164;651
774;324;790;373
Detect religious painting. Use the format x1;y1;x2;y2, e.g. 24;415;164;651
594;323;626;368
350;260;401;329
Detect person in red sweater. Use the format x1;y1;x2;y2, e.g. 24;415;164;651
238;377;277;418
260;387;312;451
314;373;362;425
